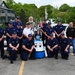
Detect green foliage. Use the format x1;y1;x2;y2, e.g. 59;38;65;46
59;4;70;12
4;0;75;25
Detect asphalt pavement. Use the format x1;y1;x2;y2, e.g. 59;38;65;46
0;53;75;75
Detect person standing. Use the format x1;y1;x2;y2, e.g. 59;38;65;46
41;19;48;46
16;22;23;54
28;16;36;29
0;27;5;59
54;20;65;43
44;22;54;39
23;22;34;39
13;16;23;29
6;22;16;46
66;22;75;55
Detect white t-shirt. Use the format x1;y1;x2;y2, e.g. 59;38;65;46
23;27;34;36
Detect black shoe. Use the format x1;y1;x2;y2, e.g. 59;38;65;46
2;55;8;59
61;57;65;59
2;57;5;60
65;58;68;60
10;61;14;64
55;56;58;59
29;57;36;60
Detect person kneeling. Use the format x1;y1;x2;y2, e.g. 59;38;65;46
60;32;70;60
47;34;59;59
8;32;19;64
21;34;36;61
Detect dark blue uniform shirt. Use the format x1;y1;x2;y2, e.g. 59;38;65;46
16;28;23;37
45;26;54;36
47;38;58;48
42;23;48;31
54;25;65;34
8;38;19;49
13;21;22;29
6;27;16;39
0;28;4;38
22;39;34;49
60;38;69;50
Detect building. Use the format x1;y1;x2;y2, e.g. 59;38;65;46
0;1;15;24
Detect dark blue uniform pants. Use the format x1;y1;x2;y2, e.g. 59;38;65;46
18;39;22;54
61;49;69;59
21;49;35;61
0;40;4;58
8;49;17;61
48;47;59;58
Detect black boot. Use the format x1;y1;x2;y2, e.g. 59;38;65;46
55;54;58;59
10;60;14;64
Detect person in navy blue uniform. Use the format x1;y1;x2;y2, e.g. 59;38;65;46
47;34;59;59
21;34;35;61
54;20;65;42
13;16;23;29
6;22;16;47
60;33;70;60
16;22;23;54
42;19;48;46
45;22;54;39
44;22;54;55
8;32;19;64
0;28;5;59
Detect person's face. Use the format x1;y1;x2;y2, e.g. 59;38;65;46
44;20;46;24
28;36;32;41
29;18;33;21
8;24;12;28
48;24;51;27
61;35;65;39
26;25;31;28
58;22;61;25
69;22;73;27
15;18;19;22
12;34;17;39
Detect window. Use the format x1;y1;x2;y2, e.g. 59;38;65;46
2;10;5;13
1;17;6;23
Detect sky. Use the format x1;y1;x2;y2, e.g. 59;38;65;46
14;0;75;8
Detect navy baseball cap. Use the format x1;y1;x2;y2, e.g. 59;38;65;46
8;22;13;25
44;18;47;21
26;22;30;25
28;34;32;37
57;20;61;22
48;22;51;25
15;16;19;19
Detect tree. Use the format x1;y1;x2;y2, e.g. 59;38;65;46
59;4;70;12
20;9;26;27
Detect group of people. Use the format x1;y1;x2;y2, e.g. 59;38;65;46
42;20;75;60
0;16;75;64
41;19;70;60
